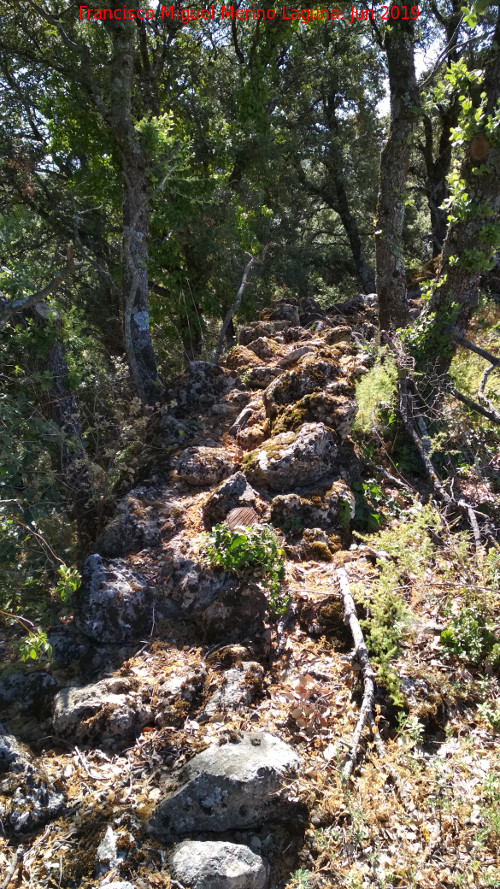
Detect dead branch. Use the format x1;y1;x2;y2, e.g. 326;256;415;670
337;568;411;804
0;249;80;332
212;245;273;366
449;385;500;426
212;254;258;366
337;567;376;783
455;336;500;367
1;845;24;889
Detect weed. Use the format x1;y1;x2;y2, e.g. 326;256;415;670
289;867;312;889
441;606;498;665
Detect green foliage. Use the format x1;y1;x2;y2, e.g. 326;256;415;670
204;522;288;617
55;564;81;604
441;606;498;665
17;627;52;662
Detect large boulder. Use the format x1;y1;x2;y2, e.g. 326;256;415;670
194;583;268;643
96;489;162;558
158;534;236;613
202;472;260;528
244;423;337;492
0;671;58;720
148;732;302;840
75;554;154;643
176;447;238;487
246;337;283;361
170;840;269;889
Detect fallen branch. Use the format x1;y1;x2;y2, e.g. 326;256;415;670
455;336;500;367
337;568;411;803
1;845;24;889
337;567;376;783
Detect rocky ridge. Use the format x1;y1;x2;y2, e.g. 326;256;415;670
0;294;391;888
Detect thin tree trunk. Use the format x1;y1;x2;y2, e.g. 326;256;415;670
109;20;160;405
375;1;419;330
423;10;500;377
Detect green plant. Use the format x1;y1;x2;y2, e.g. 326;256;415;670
17;627;52;662
441;606;498;665
204;522;288;617
289;868;312;889
55;564;81;604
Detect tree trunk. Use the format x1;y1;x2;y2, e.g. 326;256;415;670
109;20;160;405
376;2;419;330
422;11;500;378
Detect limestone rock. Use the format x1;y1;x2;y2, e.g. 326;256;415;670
246;337;281;361
0;725;65;832
238;321;278;346
225;345;264;371
324;325;352;345
170;840;269;889
236;423;269;450
159;534;236;613
272;393;357;440
244;423;337;492
203;472;259;528
52;677;152;742
200;661;264;722
243;366;281;389
0;671;58;720
194;583;268;643
75;554;154;643
148;732;302;840
268;302;300;325
270;480;355;533
278;345;314;368
96;488;163;557
177;447;237;487
264;352;343;420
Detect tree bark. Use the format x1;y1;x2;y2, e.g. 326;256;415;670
422;9;500;377
108;20;160;405
376;2;419;330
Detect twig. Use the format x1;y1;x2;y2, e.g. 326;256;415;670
0;249;80;331
1;845;24;889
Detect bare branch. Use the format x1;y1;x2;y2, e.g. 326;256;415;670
456;336;500;367
0;252;80;332
449;385;500;426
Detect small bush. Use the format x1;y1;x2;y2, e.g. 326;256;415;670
204;522;288;616
441;606;498;666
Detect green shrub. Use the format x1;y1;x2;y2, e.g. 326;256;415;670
204;522;288;617
441;606;498;665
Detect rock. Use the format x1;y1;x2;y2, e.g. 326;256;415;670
203;472;260;528
177;447;238;487
270;480;355;535
75;554;154;643
0;723;32;774
298;297;327;327
323;325;352;345
52;677;152;743
0;725;65;832
159;534;236;613
246;337;281;361
244;423;337;492
195;583;268;644
236;423;268;450
269;302;300;325
96;488;163;557
96;826;119;875
225;345;264;371
298;528;337;562
278;345;314;368
264;352;343;420
238;322;277;346
170;362;233;412
201;661;264;721
272;393;357;440
282;326;309;343
148;732;302;840
170;840;269;889
243;366;281;389
228;406;254;437
48;623;93;668
0;671;58;719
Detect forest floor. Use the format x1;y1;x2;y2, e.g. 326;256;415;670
0;298;499;889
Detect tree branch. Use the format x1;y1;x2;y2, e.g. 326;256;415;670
0;250;80;332
448;385;500;426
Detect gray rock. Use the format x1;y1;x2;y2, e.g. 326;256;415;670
271;480;355;532
0;671;58;719
75;554;154;643
244;423;337;492
323;326;352;345
238;322;276;346
0;723;31;774
48;623;93;668
243;366;280;389
99;883;136;889
177;447;238;487
194;583;268;644
264;357;342;420
159;534;236;613
148;732;301;840
170;840;269;889
96;489;162;557
96;826;119;875
203;472;259;528
269;302;300;325
0;725;65;832
201;662;264;721
52;677;152;742
278;345;314;368
246;337;280;361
